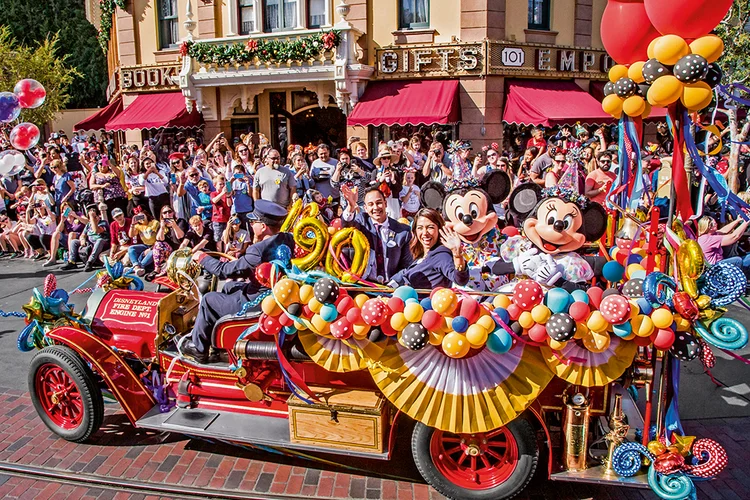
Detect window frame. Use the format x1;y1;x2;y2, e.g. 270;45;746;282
157;0;179;50
263;0;299;33
398;0;430;31
238;0;256;35
527;0;551;31
307;0;327;29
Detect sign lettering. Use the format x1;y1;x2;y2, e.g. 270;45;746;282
120;64;181;91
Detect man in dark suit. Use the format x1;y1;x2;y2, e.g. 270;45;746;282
341;184;413;284
182;200;294;363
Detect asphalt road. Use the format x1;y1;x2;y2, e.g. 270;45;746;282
2;257;750;421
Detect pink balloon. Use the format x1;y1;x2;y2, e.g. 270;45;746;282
9;123;40;150
13;79;46;109
644;0;732;39
600;0;661;65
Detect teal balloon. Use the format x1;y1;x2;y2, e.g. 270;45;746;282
546;288;572;314
320;304;338;322
631;269;647;280
487;327;513;354
571;290;589;304
603;261;626;282
394;286;419;302
282;325;297;335
613;322;632;338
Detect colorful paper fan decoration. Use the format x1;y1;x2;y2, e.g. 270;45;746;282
368;341;554;434
298;330;384;372
541;335;638;387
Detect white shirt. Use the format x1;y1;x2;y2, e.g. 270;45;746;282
139;172;168;197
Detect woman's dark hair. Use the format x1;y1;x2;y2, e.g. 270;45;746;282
409;208;445;260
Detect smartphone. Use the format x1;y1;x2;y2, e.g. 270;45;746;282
62;207;71;218
170;173;176;184
233;172;244;179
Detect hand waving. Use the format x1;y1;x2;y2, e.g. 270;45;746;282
439;227;462;254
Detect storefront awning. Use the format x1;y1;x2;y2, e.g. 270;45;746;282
106;92;202;131
348;80;460;127
503;80;613;127
590;81;667;120
74;97;123;131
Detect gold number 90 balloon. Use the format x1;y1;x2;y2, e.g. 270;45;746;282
677;240;705;299
291;217;330;270
281;199;302;233
325;228;370;283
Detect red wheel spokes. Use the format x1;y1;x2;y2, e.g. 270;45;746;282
35;364;84;430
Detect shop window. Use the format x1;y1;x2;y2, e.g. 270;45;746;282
399;0;429;30
239;0;256;35
158;0;179;49
528;0;551;31
264;0;298;32
308;0;326;28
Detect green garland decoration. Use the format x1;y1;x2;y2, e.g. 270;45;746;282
97;0;127;53
181;30;341;66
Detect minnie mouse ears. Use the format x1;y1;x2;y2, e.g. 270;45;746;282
483;171;511;205
420;171;511;213
420;181;446;211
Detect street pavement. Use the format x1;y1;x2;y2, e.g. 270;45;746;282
1;258;749;499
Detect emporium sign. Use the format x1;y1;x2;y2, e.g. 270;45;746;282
375;41;614;79
119;64;181;92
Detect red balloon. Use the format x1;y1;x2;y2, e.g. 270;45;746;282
569;301;591;322
330;317;353;339
587;287;604;309
362;299;388;326
330;218;343;231
507;303;522;321
260;314;282;335
651;327;676;349
421;310;443;331
255;262;273;287
336;295;355;314
501;226;519;237
673;292;699;322
346;307;362;324
302;304;313;317
600;0;661;64
278;313;295;327
644;0;732;39
387;296;405;314
459;297;481;323
380;321;399;337
9;122;40;150
633;334;653;347
528;324;548;343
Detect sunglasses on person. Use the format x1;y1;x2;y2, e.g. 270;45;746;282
188;173;199;178
600;159;611;164
486;152;498;157
213;154;223;159
267;155;280;161
554;158;566;163
170;160;181;166
162;209;174;216
237;148;249;154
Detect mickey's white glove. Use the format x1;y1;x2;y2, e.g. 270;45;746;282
530;253;563;286
512;248;539;276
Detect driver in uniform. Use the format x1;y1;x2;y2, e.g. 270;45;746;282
182;200;294;363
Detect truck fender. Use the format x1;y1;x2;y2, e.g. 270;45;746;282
46;327;156;424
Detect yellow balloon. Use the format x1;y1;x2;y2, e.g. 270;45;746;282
642;101;652;119
281;198;302;233
273;278;300;306
631;314;655;337
677;240;705;299
628;61;646;84
308;297;323;314
654;34;690;66
648;76;684;107
325;227;370;283
261;295;280;316
623;95;647;117
651;308;674;329
353;323;370;339
531;304;552;324
390;312;409;332
466;324;489;348
681;81;713;112
354;293;369;308
575;322;589;339
629;301;640;320
587;311;609;333
492;294;511;309
518;311;535;330
432;289;458;315
428;330;445;346
689;35;724;64
403;302;424;323
477;315;496;332
311;314;330;335
548;339;568;350
623;333;637;341
647;38;659;59
291;217;330;271
442;332;471;358
609;64;629;83
299;284;315;304
603;94;624;117
583;330;611;353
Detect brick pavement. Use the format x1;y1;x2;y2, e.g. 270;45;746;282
0;386;747;499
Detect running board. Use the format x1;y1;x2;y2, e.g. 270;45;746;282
136;406;390;460
550;465;648;487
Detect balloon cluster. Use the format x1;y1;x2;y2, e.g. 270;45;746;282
0;78;45;151
602;34;723;118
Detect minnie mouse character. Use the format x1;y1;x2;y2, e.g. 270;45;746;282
492;184;608;290
421;170;511;290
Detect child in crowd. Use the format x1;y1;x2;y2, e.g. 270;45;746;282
211;175;231;252
181;215;216;252
222;217;251;258
230;164;254;223
196;179;213;221
0;213;21;257
399;168;421;220
307;189;335;223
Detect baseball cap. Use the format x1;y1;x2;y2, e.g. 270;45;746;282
111;208;124;217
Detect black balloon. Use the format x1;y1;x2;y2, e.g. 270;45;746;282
401;323;429;351
604;81;616;97
602;288;622;299
615;77;637;98
368;328;385;343
643;58;671;84
622;278;644;298
287;302;302;317
313;277;339;304
510;321;523;336
705;63;723;88
546;313;577;342
670;331;701;361
674;54;709;84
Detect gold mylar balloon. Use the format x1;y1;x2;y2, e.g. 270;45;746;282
696;295;712;310
609;64;629;84
689;35;724;64
623;95;647;117
654;34;690;66
628;61;646;84
603;94;624;117
291;216;330;270
676;239;705;299
681;81;713;112
582;330;611;353
648;76;684;107
325;227;370;283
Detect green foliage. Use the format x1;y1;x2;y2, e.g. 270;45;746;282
0;0;107;108
0;27;77;126
98;0;126;52
715;0;750;84
185;30;341;66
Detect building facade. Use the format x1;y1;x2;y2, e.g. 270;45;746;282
88;0;615;150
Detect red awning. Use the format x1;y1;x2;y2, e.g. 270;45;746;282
106;92;202;131
74;97;123;131
503;80;614;127
590;81;667;120
348;80;460;127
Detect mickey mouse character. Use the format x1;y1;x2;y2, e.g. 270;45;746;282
421;171;511;290
491;184;608;290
